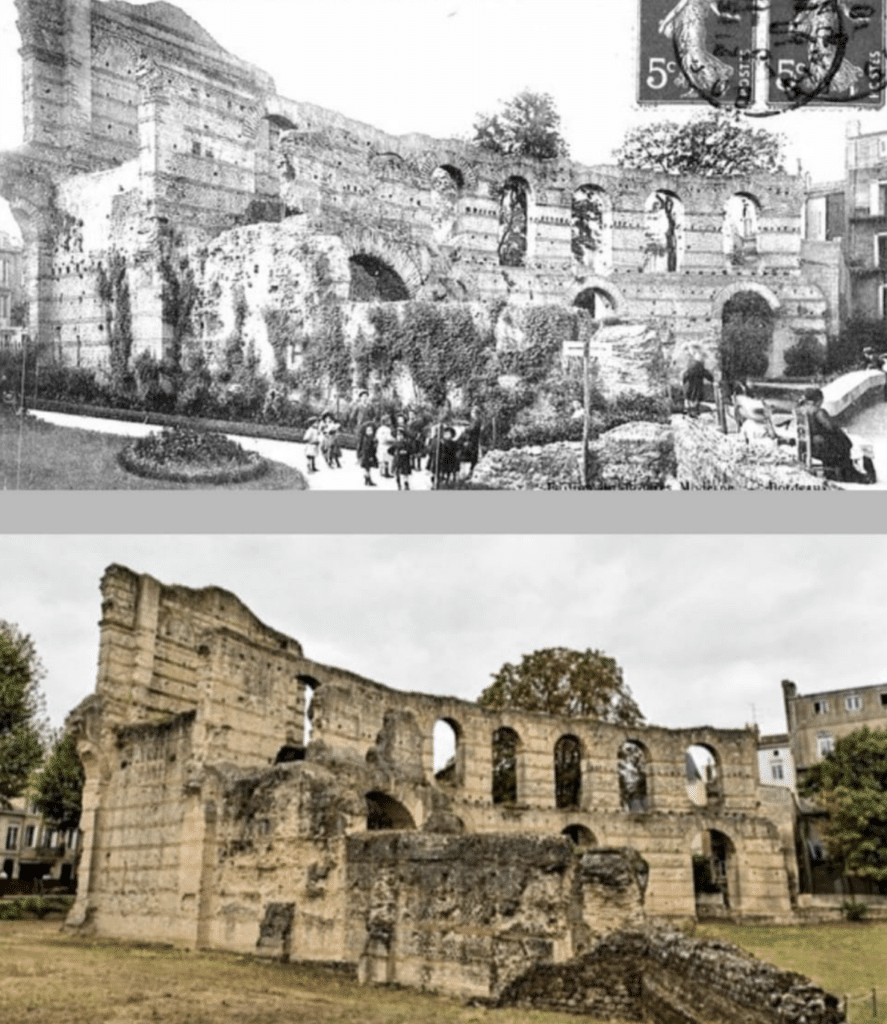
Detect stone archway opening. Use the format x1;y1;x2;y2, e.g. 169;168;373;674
297;674;320;746
562;824;596;848
433;717;460;786
498;176;530;268
691;828;738;914
573;287;615;320
572;185;611;273
723;193;761;267
366;791;416;831
644;190;684;272
492;726;521;805
618;740;649;812
555;734;582;809
720;291;774;383
685;744;721;807
348;254;410;302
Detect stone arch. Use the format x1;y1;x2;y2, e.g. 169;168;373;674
567;278;626;317
685;743;722;807
554;734;582;809
349;254;411;302
572;184;612;274
562;824;596;847
365;791;417;830
297;674;320;746
417;151;479;192
718;287;778;383
498;175;532;267
492;726;522;805
573;286;617;320
433;717;462;786
644;190;684;272
618;738;651;812
430;166;464;246
723;192;762;267
341;230;424;297
690;827;739;914
712;281;781;320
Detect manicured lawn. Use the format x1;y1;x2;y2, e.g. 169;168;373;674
0;920;631;1024
697;920;887;1023
0;414;306;489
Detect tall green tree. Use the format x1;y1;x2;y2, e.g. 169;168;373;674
32;731;84;831
615;111;785;177
0;620;48;807
472;90;569;160
479;647;644;804
802;728;887;891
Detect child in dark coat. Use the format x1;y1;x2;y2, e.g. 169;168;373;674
357;423;378;487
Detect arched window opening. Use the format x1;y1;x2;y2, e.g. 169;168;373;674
348;254;410;302
492;727;520;805
723;193;760;267
555;734;582;808
298;675;320;746
691;829;737;914
498;176;530;268
562;824;596;847
431;166;463;245
572;185;611;273
618;740;649;812
365;791;416;831
685;744;721;807
433;718;460;786
720;291;773;383
573;287;615;320
644;190;684;273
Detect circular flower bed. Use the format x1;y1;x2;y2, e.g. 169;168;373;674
118;427;269;485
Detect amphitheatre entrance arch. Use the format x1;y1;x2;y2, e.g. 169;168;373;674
573;287;616;320
691;828;739;914
365;791;417;830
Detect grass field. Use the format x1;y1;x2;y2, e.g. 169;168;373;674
2;918;883;1024
0;414;306;489
697;920;887;1024
0;920;631;1024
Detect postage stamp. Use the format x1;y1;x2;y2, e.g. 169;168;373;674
639;0;886;112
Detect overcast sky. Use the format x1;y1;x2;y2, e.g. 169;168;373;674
0;0;883;239
3;534;886;738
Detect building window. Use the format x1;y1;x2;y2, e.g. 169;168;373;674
771;762;784;780
876;234;887;269
0;294;8;321
0;258;8;285
24;825;35;847
813;700;830;714
816;733;834;758
845;694;862;711
5;826;18;850
880;285;887;320
880;692;887;706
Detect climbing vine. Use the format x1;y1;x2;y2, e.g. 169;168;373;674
302;302;352;399
159;250;198;371
96;251;132;386
264;309;302;379
496;305;577;384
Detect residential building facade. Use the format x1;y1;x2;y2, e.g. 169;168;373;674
0;796;79;890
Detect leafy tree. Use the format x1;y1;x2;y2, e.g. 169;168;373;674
720;291;772;382
32;731;84;831
615;111;785;177
802;728;887;891
472;90;569;160
0;620;48;807
479;647;644;805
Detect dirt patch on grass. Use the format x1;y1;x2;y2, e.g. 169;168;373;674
0;921;631;1024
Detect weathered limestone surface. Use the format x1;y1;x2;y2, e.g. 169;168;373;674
500;928;845;1024
0;0;835;385
64;566;824;1019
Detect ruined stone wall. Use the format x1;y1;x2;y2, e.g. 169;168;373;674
69;567;800;966
1;2;836;374
346;835;645;1000
500;928;845;1024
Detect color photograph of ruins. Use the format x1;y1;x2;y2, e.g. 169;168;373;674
2;536;886;1024
0;0;886;488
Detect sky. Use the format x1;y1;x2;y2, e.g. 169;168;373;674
1;0;885;239
4;534;887;738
